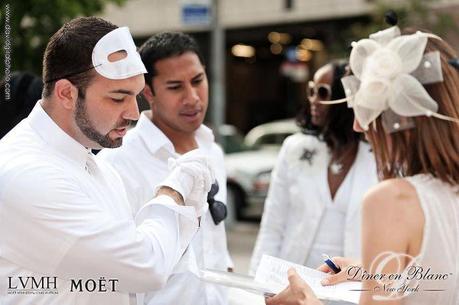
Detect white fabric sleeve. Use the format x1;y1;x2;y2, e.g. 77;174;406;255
0;168;198;293
249;141;291;275
96;150;145;217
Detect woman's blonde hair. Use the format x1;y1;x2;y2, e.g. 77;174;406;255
366;33;459;185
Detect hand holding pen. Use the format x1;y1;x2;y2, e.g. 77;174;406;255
317;254;361;286
322;254;341;273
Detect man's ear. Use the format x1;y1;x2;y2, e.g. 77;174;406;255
54;79;78;110
142;84;155;103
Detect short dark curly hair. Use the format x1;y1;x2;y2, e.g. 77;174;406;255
42;17;117;98
296;60;361;150
138;32;204;90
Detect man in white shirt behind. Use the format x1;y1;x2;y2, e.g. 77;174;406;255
98;32;233;305
0;17;214;305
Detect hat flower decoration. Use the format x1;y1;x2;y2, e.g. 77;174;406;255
322;24;459;131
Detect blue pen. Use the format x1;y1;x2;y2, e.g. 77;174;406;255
322;254;341;274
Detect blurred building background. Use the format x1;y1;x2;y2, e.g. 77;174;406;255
3;0;459;135
98;0;459;133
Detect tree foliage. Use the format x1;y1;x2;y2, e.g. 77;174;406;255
350;0;458;41
327;0;458;59
0;0;126;75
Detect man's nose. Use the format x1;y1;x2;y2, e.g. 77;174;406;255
183;84;199;105
123;96;140;121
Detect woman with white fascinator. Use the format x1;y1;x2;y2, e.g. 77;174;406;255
265;15;459;305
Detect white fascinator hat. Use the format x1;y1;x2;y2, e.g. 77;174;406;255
321;15;459;133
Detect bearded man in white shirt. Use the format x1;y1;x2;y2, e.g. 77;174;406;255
0;17;215;305
98;32;233;305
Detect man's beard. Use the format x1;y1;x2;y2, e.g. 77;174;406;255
75;97;130;148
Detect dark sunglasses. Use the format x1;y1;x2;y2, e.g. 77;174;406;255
207;181;227;225
307;81;332;101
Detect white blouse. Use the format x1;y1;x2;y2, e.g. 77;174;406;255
250;133;378;275
401;174;459;305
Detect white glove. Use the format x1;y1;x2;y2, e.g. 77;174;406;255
156;149;215;216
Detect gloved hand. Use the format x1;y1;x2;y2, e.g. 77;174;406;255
156;149;215;216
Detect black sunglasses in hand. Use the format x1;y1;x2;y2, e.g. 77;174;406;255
207;181;227;225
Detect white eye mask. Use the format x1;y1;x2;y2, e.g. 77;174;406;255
92;27;146;80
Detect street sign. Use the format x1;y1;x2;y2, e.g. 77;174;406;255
181;0;211;26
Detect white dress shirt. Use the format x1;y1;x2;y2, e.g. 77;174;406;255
98;111;232;305
0;102;200;305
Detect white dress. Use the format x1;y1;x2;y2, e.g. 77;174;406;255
401;174;459;305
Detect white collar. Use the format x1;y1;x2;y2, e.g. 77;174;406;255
134;111;215;155
28;100;91;169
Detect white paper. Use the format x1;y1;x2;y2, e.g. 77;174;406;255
199;269;278;297
255;255;362;304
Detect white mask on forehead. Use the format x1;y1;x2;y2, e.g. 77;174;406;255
92;27;147;80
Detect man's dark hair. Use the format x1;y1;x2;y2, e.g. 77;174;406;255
296;60;361;150
138;32;204;89
42;17;117;98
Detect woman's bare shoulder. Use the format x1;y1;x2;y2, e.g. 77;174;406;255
362;178;424;243
363;178;419;212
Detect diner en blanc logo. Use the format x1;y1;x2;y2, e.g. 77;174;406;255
7;276;119;295
345;251;452;301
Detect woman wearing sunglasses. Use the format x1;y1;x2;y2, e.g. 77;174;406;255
250;60;378;305
265;26;459;305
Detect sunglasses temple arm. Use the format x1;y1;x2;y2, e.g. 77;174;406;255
317;96;350;105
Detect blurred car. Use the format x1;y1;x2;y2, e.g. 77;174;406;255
225;119;300;221
218;124;249;154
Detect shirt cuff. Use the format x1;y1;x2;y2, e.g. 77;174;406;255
136;195;197;222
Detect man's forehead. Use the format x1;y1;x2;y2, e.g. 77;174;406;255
155;52;204;76
89;72;145;94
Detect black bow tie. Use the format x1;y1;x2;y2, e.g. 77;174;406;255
207;181;227;225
